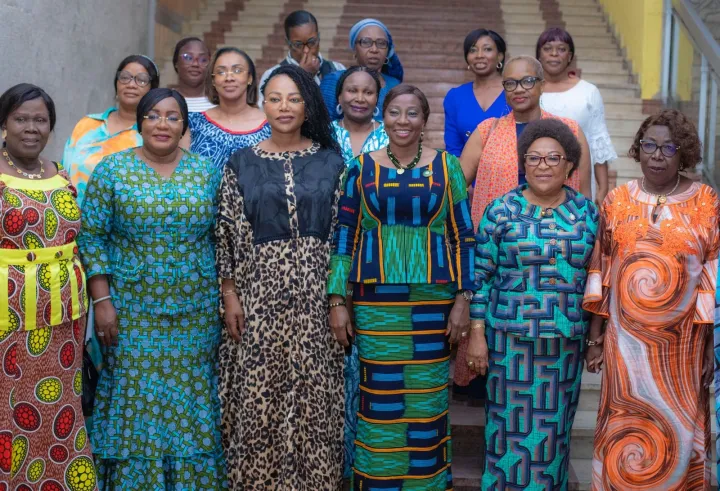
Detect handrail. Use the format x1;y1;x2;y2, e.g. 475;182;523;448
672;0;720;76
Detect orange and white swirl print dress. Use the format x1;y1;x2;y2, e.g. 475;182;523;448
583;180;720;490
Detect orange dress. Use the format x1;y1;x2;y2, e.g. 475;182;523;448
583;181;719;490
455;110;582;387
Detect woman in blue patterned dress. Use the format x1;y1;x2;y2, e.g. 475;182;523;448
468;119;598;490
77;88;225;489
330;65;389;479
186;47;270;168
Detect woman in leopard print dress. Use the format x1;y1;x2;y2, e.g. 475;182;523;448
215;65;346;490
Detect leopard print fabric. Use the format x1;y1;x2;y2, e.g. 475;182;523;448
216;143;345;490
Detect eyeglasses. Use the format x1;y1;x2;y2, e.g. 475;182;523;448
180;53;210;67
356;37;389;50
143;114;184;125
212;66;246;78
264;96;305;106
117;71;152;87
639;139;680;157
502;76;542;92
287;37;319;50
524;154;565;167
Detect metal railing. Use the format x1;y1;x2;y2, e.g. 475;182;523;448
662;0;720;188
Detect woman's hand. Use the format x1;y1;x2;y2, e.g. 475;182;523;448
223;293;245;343
585;333;604;373
94;300;119;347
329;301;353;348
446;295;470;344
703;334;714;389
466;332;489;376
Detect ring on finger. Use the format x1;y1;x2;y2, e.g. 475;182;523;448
97;332;105;337
461;331;468;338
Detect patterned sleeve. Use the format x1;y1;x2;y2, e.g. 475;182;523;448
582;193;613;317
586;84;618;165
215;163;244;281
695;188;720;323
76;156;115;278
445;153;476;291
327;157;363;296
470;198;502;321
320;71;341;121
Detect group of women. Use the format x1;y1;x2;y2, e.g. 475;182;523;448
1;9;718;491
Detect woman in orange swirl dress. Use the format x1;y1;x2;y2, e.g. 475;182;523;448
583;109;718;489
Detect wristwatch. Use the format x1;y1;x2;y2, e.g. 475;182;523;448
457;289;473;302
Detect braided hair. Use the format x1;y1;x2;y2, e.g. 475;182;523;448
262;64;340;153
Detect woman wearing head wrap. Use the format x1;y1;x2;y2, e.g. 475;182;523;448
320;18;404;121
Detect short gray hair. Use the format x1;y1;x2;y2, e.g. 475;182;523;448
503;55;544;79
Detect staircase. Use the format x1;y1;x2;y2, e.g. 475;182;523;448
153;1;703;488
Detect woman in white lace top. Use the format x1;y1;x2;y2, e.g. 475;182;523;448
537;28;617;205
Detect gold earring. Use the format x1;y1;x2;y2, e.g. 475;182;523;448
1;129;6;140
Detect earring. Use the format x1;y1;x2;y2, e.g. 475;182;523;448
497;62;503;70
1;129;6;140
373;107;380;117
420;130;425;143
467;65;470;70
679;162;685;171
384;57;390;65
336;104;343;115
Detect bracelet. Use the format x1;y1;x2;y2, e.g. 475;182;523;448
586;338;602;346
92;295;112;306
329;301;346;309
470;321;485;331
346;287;354;297
222;290;237;297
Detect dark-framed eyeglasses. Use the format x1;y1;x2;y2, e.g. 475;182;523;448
639;139;680;157
356;37;389;50
502;76;542;92
180;53;210;67
212;66;246;78
524;154;565;167
143;115;184;125
287;37;319;50
117;71;152;87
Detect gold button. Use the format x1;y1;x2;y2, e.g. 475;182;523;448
549;258;557;265
55;251;63;259
549;278;557;285
544;209;553;217
569;214;576;220
549;239;557;245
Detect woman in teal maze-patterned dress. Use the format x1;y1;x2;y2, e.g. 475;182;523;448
467;119;598;490
328;85;476;490
77;89;225;489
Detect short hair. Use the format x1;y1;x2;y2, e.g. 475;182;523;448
517;118;582;177
382;84;430;124
173;36;209;72
284;10;318;39
0;84;57;138
463;29;507;70
261;65;340;153
114;54;160;94
205;47;259;106
629;109;702;169
136;88;189;136
335;66;382;100
536;27;575;62
503;55;544;80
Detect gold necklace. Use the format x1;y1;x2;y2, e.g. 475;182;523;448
2;149;44;179
641;175;680;205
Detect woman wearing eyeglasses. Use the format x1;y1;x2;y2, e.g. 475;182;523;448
77;88;226;489
320;18;404;121
258;10;345;106
185;47;270;169
470;118;597;490
62;54;159;205
583;109;718;489
172;36;215;112
454;55;592;389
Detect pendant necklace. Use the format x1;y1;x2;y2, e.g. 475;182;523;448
2;149;44;179
641;175;680;205
387;141;422;175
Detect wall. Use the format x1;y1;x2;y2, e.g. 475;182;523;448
0;0;150;161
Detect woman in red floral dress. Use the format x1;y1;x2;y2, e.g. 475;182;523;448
0;84;97;490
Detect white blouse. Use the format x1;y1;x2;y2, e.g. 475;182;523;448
184;96;216;113
541;80;618;197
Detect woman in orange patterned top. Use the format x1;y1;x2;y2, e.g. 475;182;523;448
584;109;718;489
0;84;96;489
454;55;592;391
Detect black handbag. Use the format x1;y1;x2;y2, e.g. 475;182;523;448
81;346;99;417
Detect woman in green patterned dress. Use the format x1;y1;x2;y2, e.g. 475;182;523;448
77;88;225;489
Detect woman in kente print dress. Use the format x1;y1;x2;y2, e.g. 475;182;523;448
584;110;719;489
216;65;346;489
0;84;97;490
78;89;225;489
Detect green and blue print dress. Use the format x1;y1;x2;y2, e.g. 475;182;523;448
328;150;475;490
77;149;225;490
